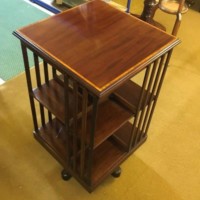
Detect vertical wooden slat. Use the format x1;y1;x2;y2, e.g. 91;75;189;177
87;95;98;184
80;88;88;178
47;108;52;122
21;43;38;131
33;53;42;87
140;56;165;136
144;50;173;135
39;103;45;127
129;66;151;150
52;66;57;79
43;61;52;122
33;53;45;126
136;59;158;142
64;74;70;168
72;80;78;171
43;60;49;84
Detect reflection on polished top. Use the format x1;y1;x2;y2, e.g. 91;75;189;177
15;0;179;95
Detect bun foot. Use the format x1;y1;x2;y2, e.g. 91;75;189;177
111;167;121;178
61;169;72;181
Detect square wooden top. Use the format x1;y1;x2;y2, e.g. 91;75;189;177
14;0;179;96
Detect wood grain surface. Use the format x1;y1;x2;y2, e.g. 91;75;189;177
15;0;179;95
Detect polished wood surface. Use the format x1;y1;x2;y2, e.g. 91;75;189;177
15;0;178;95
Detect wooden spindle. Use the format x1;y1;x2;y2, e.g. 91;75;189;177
129;66;151;150
21;43;38;131
80;88;88;178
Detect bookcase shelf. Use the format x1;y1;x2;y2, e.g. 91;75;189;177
111;80;156;113
33;79;133;149
34;118;67;166
33;80;67;123
79;99;132;149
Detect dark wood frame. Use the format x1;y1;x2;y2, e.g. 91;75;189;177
18;42;173;192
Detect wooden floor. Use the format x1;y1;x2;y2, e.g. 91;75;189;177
0;3;200;200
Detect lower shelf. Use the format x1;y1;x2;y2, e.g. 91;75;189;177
111;122;147;151
91;138;127;187
34;119;67;167
34;118;146;191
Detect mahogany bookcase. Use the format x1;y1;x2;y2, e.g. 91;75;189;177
13;0;180;192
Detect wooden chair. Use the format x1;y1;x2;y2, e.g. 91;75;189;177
156;0;188;35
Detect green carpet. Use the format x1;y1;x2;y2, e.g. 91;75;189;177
0;0;49;81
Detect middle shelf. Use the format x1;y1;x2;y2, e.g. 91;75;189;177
32;79;136;148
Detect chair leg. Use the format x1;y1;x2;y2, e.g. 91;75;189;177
172;13;182;36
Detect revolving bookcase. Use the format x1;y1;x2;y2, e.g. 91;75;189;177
13;0;180;192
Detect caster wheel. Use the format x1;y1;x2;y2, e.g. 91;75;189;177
61;169;72;181
111;167;121;178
